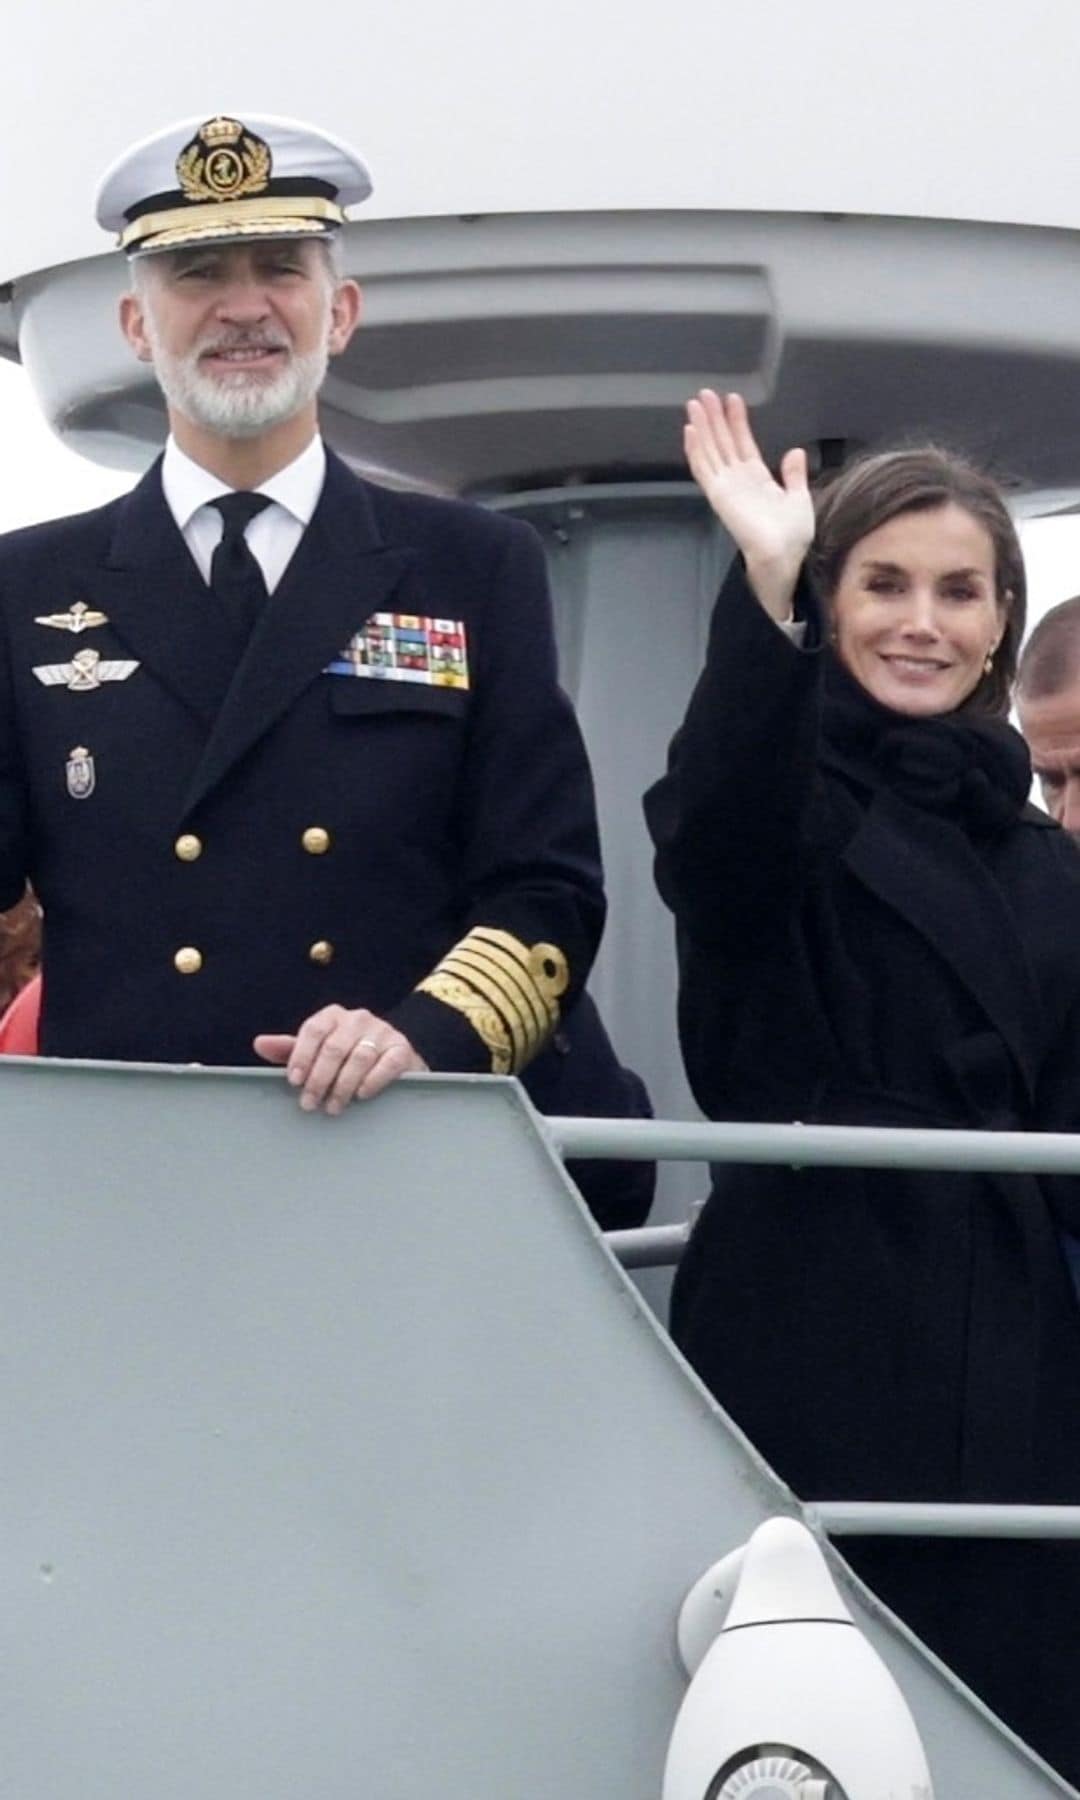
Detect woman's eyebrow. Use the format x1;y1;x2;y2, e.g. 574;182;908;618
858;559;988;579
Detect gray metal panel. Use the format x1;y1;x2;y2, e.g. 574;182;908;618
19;211;1080;493
2;1064;1071;1798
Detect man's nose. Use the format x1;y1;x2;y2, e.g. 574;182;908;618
215;278;272;321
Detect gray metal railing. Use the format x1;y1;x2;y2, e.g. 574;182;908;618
810;1503;1080;1539
562;1116;1080;1270
551;1115;1080;1176
564;1113;1080;1541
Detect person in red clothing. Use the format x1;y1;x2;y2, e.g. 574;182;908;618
0;889;41;1051
0;971;40;1054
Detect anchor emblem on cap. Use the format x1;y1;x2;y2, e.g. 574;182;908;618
176;116;272;204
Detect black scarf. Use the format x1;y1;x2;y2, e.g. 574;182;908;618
820;656;1032;843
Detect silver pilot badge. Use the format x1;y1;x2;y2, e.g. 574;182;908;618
66;746;95;800
33;648;139;691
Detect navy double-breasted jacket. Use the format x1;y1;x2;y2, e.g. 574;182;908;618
0;449;604;1069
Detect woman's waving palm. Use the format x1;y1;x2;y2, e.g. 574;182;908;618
684;389;814;621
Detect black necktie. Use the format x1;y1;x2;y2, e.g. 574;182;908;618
209;492;272;641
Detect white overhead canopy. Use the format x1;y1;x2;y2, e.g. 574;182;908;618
1;0;1080;281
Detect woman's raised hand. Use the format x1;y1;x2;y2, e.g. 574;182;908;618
685;390;814;622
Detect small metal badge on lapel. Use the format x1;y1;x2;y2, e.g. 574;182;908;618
34;601;109;634
66;746;95;800
33;648;140;691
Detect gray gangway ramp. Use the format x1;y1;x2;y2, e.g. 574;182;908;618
3;1062;1073;1799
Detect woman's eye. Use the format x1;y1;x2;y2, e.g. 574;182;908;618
942;584;978;602
866;577;901;594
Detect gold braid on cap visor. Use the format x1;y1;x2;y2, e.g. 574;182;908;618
120;195;345;251
416;928;570;1074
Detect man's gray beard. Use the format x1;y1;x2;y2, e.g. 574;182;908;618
144;322;329;440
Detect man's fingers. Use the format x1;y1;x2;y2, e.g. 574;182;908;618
279;1005;351;1087
297;1022;375;1110
258;1006;422;1113
354;1037;414;1103
323;1034;389;1113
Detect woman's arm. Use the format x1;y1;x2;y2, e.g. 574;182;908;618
644;394;825;945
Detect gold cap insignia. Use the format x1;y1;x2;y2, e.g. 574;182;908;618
176;116;272;205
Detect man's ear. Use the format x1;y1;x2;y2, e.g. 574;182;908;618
328;279;362;357
119;290;154;364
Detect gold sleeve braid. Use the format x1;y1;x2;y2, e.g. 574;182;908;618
416;928;570;1073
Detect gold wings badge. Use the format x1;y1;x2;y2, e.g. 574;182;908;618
34;601;109;634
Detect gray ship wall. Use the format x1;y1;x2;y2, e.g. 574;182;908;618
3;1063;1073;1799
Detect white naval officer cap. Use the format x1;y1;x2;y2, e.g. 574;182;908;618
95;112;373;256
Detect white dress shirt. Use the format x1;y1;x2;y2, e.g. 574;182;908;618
161;433;327;595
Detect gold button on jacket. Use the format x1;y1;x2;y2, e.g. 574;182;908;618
302;826;331;855
174;946;203;975
174;833;203;862
308;939;334;965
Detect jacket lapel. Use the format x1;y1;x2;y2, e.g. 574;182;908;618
179;451;413;818
81;461;238;725
841;790;1044;1103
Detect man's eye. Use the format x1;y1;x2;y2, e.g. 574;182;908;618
1040;774;1064;794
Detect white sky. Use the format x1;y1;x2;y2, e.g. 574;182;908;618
1;355;1078;641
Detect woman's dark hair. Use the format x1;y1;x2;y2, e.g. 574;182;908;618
808;446;1026;718
0;888;41;1014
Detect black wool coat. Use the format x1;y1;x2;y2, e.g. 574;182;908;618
645;560;1080;1784
0;451;604;1071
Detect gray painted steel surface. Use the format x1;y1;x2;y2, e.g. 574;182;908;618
3;1063;1073;1797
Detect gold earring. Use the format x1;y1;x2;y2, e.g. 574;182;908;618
984;652;995;675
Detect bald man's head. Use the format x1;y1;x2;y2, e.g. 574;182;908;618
1017;595;1080;838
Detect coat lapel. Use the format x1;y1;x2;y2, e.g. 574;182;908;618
841;791;1044;1103
179;452;414;818
81;460;239;726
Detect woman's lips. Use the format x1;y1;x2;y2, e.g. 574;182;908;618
880;653;951;678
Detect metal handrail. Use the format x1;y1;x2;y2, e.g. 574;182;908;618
576;1117;1080;1542
810;1503;1080;1539
551;1115;1080;1175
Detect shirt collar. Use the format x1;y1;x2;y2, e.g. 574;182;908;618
162;433;327;532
